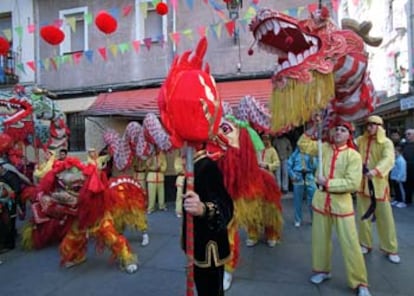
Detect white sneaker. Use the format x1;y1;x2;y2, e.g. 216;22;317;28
223;271;232;291
396;202;407;208
124;263;138;274
294;221;301;227
357;286;372;296
141;233;149;247
267;240;278;247
310;272;331;284
388;254;401;264
361;246;370;254
245;239;258;247
391;200;399;206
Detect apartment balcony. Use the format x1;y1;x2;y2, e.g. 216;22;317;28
0;50;19;87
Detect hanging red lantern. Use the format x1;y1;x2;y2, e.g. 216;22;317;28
40;25;65;46
95;11;118;35
0;37;10;56
156;2;168;16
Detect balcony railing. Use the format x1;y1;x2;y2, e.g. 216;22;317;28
0;50;19;86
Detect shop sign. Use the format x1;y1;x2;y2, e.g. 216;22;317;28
400;96;414;110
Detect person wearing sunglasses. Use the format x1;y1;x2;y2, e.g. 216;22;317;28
298;117;371;296
355;115;400;264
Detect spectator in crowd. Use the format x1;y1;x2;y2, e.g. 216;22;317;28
298;117;372;296
402;128;414;206
0;158;22;253
273;135;293;193
389;129;405;146
287;147;317;227
174;149;186;218
390;144;407;208
356;115;400;264
259;134;280;176
58;149;68;161
146;149;167;214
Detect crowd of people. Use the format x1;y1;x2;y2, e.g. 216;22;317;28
1;114;413;296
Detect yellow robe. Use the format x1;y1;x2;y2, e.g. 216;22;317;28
145;152;167;212
356;129;398;254
298;134;368;289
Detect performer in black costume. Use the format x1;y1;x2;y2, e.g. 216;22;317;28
182;148;234;296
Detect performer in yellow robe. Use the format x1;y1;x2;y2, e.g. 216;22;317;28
298;119;371;296
174;150;185;218
132;157;147;191
145;150;167;213
355;115;400;264
33;150;56;183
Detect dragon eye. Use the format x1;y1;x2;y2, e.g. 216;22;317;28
220;123;233;134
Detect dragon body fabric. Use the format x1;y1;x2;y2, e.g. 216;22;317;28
21;157;147;273
249;7;381;133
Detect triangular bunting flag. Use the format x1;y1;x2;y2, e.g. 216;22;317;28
98;47;108;61
140;2;149;19
109;44;118;57
143;37;152;50
73;52;83;64
2;29;12;41
331;0;340;12
307;3;318;13
186;0;194;10
123;4;133;16
170;32;180;45
84;50;94;63
43;58;50;71
53;19;64;27
225;21;235;37
119;43;130;54
27;24;35;34
16;63;26;74
288;8;298;17
67;17;77;32
171;0;178;10
182;29;193;40
132;40;141;53
197;26;207;38
15;27;23;40
38;60;45;70
109;7;120;19
50;58;58;71
26;61;36;72
85;13;93;25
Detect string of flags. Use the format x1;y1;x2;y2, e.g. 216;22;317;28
1;0;343;74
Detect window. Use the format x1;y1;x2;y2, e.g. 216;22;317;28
67;112;86;152
135;0;167;43
59;7;88;55
0;12;18;85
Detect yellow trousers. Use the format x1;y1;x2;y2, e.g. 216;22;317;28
147;181;165;212
356;196;398;254
133;172;146;191
175;175;185;215
312;211;368;289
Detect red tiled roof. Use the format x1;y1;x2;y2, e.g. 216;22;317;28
84;79;272;117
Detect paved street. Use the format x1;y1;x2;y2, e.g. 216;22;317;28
1;195;414;296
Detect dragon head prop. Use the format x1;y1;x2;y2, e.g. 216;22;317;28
158;37;222;148
249;7;380;133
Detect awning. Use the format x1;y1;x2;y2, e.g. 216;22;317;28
84;79;272;117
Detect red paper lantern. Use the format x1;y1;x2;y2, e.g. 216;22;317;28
156;2;168;15
0;37;10;56
40;25;65;46
95;11;118;35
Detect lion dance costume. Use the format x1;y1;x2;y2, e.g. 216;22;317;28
22;157;147;273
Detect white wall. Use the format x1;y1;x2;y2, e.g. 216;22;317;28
0;0;35;84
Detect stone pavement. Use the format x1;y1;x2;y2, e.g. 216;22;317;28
1;195;414;296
